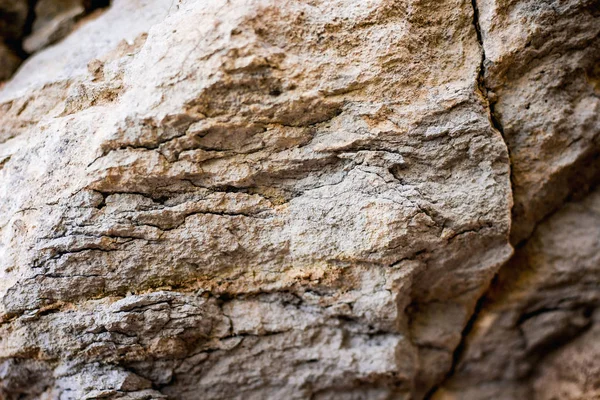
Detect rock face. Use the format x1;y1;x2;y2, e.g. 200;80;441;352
433;1;600;398
435;188;600;399
476;0;600;244
0;0;596;399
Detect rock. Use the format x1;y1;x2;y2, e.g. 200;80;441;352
476;0;600;244
429;2;600;397
532;314;600;400
0;0;597;399
435;188;600;399
23;0;88;54
0;0;114;82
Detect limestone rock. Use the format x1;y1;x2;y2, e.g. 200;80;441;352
435;188;600;399
430;2;600;398
0;0;597;399
0;0;113;82
476;0;600;243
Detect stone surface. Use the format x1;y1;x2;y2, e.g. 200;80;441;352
435;188;600;399
0;0;112;82
476;0;600;244
23;0;88;54
429;2;600;398
0;0;597;399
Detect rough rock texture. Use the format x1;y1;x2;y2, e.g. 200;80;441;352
435;188;600;399
24;0;88;54
0;0;597;399
431;1;600;399
476;0;600;244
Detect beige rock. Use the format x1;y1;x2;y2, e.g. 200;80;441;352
476;0;600;243
430;2;600;398
0;0;597;399
0;0;514;397
23;0;88;54
0;0;29;81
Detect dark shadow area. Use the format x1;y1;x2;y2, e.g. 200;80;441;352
0;0;111;81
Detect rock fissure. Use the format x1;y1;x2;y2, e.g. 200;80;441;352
422;2;514;395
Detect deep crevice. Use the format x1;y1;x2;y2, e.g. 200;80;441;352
422;282;493;400
423;1;512;398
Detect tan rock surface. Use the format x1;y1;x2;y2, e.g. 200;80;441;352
23;0;88;53
0;0;597;399
431;1;600;398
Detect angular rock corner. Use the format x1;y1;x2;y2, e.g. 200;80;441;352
0;0;597;399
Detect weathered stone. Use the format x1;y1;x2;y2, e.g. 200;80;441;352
435;187;600;399
429;2;600;398
476;0;600;244
532;315;600;400
0;0;115;82
0;0;597;399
